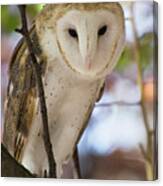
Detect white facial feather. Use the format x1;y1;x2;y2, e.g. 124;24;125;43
57;10;124;78
36;3;125;79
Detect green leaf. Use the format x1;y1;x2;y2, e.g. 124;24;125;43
1;5;44;34
1;5;20;33
116;32;154;72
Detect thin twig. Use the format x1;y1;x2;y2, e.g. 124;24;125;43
16;5;56;178
96;101;140;107
130;2;153;180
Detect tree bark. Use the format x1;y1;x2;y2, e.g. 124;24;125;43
1;144;34;177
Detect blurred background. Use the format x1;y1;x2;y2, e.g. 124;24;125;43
1;1;157;180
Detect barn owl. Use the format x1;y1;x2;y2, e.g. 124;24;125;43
3;3;125;178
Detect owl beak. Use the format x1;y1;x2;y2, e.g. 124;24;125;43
84;55;92;70
87;62;92;70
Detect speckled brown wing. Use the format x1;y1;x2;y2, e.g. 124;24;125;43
3;26;44;162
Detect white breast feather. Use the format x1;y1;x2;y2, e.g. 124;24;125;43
21;55;104;177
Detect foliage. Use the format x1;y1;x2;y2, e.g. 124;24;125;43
116;32;154;72
1;5;43;33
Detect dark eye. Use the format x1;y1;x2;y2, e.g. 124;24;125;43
98;25;107;36
68;28;78;39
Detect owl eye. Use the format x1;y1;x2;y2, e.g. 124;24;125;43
98;25;107;36
68;28;78;39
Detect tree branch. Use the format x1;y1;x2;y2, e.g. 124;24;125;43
1;144;34;177
130;2;154;180
16;5;56;177
96;101;140;107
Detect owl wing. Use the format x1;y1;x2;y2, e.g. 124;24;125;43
74;80;105;150
73;80;105;177
3;25;45;162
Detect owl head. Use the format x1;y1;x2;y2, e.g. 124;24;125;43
36;3;125;79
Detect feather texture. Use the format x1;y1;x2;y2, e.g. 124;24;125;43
3;27;45;161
